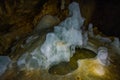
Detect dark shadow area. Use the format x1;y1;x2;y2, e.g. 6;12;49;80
92;0;120;38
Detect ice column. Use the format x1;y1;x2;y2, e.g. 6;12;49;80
97;47;110;65
17;2;85;70
41;2;85;68
88;23;94;37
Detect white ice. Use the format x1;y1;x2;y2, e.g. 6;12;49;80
112;37;120;48
95;35;112;43
88;23;94;37
0;56;11;76
17;2;86;70
40;2;84;68
96;47;110;65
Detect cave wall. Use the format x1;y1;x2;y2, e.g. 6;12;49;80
92;0;120;38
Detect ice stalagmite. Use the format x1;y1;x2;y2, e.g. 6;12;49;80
41;2;84;68
18;2;85;69
97;47;110;65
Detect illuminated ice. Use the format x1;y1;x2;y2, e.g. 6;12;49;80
88;23;94;37
112;37;120;48
59;2;84;30
83;31;88;46
40;2;84;68
61;27;83;46
96;47;110;65
41;33;60;58
17;53;28;70
17;2;85;69
96;35;111;43
26;35;39;44
0;56;11;76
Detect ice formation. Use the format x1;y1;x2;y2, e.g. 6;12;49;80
26;35;39;44
16;1;112;72
0;56;11;76
88;23;94;37
95;35;112;43
17;2;85;69
96;47;109;65
112;37;120;48
0;2;119;79
82;31;88;46
40;2;84;68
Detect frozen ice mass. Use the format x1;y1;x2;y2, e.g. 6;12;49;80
17;2;85;70
16;2;112;70
0;56;11;75
17;2;114;71
1;2;120;78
